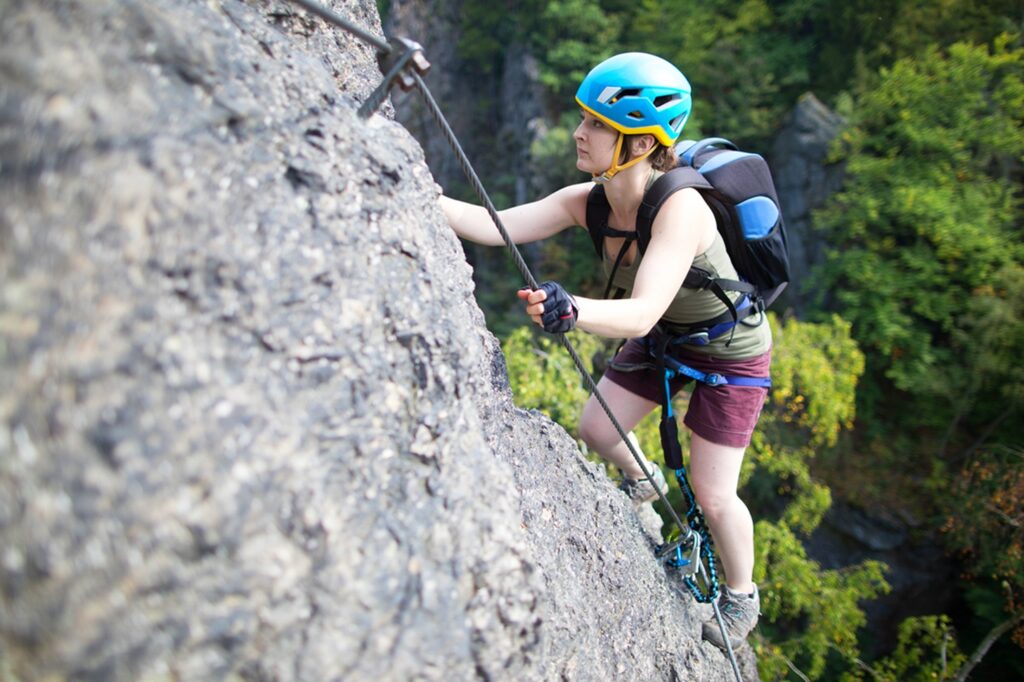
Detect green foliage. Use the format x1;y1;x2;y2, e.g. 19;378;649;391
502;326;605;437
455;1;536;75
812;37;1024;444
754;521;889;680
744;315;889;679
941;447;1024;636
945;263;1024;446
869;615;967;682
454;0;619;102
531;0;617;96
805;0;1024;97
529;111;587;195
502;325;668;475
768;314;863;450
626;0;786;143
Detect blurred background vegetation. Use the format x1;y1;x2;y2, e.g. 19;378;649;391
383;1;1022;679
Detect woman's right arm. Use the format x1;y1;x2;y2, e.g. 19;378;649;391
440;183;591;246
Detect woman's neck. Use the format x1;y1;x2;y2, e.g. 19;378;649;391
604;163;655;229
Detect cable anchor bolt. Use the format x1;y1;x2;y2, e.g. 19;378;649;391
359;36;431;118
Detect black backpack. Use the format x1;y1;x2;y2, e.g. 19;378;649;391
585;137;790;339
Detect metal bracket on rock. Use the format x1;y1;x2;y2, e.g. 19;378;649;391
358;36;431;119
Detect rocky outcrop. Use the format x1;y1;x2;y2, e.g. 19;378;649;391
0;1;751;680
771;93;846;314
383;1;546;201
806;503;959;659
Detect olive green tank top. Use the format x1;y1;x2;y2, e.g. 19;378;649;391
600;178;772;359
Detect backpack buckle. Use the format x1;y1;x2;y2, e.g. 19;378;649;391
669;331;708;346
687;331;710;346
704;373;727;386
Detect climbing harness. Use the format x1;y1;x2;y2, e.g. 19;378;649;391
617;326;770;607
278;4;745;679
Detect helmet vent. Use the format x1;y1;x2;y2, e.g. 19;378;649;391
654;94;681;109
670;113;687;130
610;88;641;104
627;110;644;120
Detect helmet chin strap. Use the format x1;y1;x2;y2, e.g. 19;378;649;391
593;133;655;184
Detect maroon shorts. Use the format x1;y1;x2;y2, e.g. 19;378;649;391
603;338;771;448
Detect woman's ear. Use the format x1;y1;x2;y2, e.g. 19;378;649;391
632;134;656;156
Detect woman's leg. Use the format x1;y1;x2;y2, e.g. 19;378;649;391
578;377;659;479
688;431;755;594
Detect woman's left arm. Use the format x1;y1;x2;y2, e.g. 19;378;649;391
572;188;714;338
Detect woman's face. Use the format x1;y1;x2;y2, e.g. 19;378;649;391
574;110;619;174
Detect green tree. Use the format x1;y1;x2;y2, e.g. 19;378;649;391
626;0;785;144
764;0;1022;101
809;37;1024;679
531;0;618;98
747;315;889;680
862;615;967;682
812;36;1024;451
502;326;667;476
502;326;606;436
942;445;1024;652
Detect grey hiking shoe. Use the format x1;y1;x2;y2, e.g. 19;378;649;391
619;467;669;504
702;584;760;651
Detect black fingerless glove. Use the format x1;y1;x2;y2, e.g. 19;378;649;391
539;281;579;334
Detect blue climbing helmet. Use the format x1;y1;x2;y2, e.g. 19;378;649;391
575;52;692;147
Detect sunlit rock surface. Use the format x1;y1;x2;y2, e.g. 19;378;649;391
0;1;755;679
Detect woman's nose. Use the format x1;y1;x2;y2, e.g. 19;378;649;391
574;121;585;140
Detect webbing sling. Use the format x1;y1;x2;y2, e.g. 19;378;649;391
651;331;770;603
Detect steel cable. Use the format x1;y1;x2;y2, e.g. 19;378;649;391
278;3;745;679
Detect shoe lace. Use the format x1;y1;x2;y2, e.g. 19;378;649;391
718;595;751;625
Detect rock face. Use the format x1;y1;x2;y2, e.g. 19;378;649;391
771;93;846;314
0;1;752;680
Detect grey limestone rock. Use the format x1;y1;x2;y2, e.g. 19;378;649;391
0;1;754;680
771;92;847;314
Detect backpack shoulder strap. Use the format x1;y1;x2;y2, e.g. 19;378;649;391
585;184;610;257
635;167;713;254
637;166;749;330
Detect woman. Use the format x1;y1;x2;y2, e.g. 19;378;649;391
440;52;767;651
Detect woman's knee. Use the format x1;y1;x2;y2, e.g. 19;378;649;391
692;483;739;521
579;382;657;454
578;406;615;451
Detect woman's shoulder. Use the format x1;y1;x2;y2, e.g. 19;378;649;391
652;185;715;234
547;182;596;227
658;184;712;215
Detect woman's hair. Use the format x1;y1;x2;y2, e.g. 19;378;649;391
619;135;678;172
648;144;679;172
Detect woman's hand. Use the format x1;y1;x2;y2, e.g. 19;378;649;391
517;282;578;333
516;287;545;326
